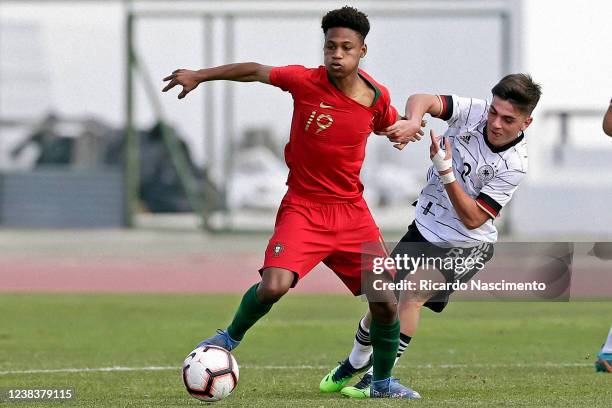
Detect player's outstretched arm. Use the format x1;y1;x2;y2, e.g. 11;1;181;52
405;94;443;122
429;129;489;230
603;99;612;137
162;63;273;99
386;94;446;150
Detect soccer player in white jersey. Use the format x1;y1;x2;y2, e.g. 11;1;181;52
596;325;612;372
594;98;612;372
319;74;542;398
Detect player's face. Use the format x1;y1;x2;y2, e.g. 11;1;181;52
323;27;366;79
486;96;533;147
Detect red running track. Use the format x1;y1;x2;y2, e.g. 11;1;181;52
0;254;349;294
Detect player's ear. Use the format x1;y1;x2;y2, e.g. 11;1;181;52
522;116;533;131
360;42;367;58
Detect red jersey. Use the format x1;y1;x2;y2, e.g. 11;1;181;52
269;65;398;203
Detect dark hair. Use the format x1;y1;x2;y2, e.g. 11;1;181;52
491;74;542;115
321;6;370;41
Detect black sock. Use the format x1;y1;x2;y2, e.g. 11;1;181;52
355;318;371;346
396;332;412;359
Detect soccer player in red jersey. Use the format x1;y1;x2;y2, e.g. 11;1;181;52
162;7;422;399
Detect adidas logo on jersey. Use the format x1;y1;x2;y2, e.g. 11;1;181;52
460;134;472;144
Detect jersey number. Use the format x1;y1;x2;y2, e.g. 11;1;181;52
305;111;333;134
461;163;472;182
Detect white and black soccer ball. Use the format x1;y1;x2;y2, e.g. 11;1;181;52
182;345;239;402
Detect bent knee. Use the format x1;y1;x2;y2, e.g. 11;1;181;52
369;302;398;323
398;300;424;312
256;283;290;303
257;268;295;303
401;289;435;304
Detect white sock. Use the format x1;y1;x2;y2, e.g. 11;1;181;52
348;318;372;369
602;325;612;353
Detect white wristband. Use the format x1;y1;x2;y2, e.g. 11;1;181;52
440;171;456;185
432;148;452;172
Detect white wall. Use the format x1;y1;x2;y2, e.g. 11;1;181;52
523;0;612;109
522;0;612;160
508;0;612;238
0;2;125;123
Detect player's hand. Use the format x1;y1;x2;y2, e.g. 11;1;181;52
162;69;201;99
376;118;425;140
429;129;452;174
376;118;426;150
392;118;426;150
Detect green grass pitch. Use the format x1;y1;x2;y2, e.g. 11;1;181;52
1;294;611;407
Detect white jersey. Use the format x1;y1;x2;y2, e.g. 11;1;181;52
414;94;528;244
603;325;612;354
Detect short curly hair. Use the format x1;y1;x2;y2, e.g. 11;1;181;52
321;6;370;41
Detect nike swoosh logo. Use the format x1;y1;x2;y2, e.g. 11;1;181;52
320;102;334;109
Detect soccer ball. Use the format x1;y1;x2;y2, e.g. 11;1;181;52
182;345;239;402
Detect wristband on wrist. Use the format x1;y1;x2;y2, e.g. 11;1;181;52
440;171;456;184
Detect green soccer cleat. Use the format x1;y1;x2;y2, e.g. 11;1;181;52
340;373;372;399
319;357;372;393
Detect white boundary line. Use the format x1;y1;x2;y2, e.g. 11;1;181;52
0;362;592;376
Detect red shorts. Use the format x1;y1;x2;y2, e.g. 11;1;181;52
261;191;389;295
